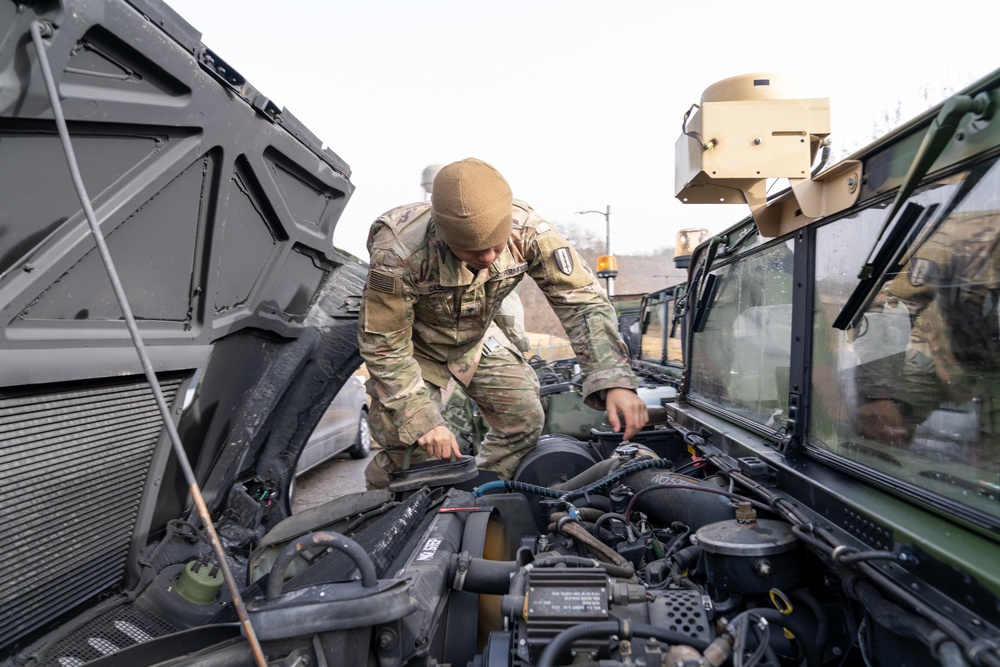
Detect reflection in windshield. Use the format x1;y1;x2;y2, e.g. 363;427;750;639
811;163;1000;519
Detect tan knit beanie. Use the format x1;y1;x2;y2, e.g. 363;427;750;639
431;158;513;250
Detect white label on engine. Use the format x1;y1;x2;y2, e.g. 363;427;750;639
416;537;442;562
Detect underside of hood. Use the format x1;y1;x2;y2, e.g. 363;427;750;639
0;0;364;655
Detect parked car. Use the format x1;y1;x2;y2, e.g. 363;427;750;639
297;374;372;472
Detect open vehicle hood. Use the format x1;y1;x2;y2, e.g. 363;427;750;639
9;4;1000;667
0;0;365;655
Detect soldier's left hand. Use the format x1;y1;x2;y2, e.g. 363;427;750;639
605;388;648;441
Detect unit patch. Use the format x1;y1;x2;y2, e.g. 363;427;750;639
535;234;593;290
554;247;574;276
364;269;407;333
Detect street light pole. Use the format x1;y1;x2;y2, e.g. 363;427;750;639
574;205;611;255
575;205;615;296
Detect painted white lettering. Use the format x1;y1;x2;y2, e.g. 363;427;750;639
416;537;442;562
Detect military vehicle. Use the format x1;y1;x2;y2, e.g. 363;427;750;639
3;1;1000;666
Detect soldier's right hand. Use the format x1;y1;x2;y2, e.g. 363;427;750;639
417;424;462;460
856;398;908;444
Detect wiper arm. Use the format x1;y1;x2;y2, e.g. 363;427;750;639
689;235;722;333
832;202;929;330
862;92;993;281
834;91;994;331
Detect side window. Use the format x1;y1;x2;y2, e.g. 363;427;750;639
810;162;1000;520
639;287;685;368
640;295;668;364
666;291;684;366
689;242;794;428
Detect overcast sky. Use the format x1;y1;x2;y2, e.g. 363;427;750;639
166;0;998;260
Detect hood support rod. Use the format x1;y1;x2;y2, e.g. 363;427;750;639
29;21;268;667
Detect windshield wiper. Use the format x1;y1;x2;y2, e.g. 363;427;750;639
832;202;931;330
834;91;994;331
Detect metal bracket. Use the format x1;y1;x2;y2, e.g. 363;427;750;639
753;160;863;237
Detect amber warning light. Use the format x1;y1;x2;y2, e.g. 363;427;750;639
673;228;710;269
596;255;618;279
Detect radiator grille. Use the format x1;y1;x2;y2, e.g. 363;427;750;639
0;374;183;650
36;604;177;667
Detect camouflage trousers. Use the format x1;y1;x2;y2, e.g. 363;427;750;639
364;341;544;488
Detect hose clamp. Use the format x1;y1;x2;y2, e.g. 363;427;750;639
967;637;1000;665
453;552;472;591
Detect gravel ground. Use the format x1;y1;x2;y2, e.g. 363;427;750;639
291;449;376;513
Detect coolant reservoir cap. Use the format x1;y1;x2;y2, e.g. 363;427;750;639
173;560;225;605
692;519;797;557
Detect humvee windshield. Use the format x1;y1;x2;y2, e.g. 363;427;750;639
688;156;1000;525
812;158;1000;522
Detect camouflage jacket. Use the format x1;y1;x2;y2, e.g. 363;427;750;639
358;199;639;444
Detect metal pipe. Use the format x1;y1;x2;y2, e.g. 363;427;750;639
29;21;267;667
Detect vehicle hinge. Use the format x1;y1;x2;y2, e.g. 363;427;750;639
777;432;799;454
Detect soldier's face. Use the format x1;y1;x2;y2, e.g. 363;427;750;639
448;242;506;271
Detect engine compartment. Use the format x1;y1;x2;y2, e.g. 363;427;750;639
22;419;982;667
5;2;1000;665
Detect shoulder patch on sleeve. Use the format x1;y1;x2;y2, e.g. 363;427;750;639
535;234;593;290
364;270;409;333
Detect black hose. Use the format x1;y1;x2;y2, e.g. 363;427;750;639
669;545;702;573
574;507;606;522
536;620;711;667
550;458;620;491
939;639;971;667
592;512;629;538
457;557;517;594
791;588;829;651
266;531;377;598
625;480;771;520
575;494;612;512
837;549;903;565
739;608;823;667
561;457;673;504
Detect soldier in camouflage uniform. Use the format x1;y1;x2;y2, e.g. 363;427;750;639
359;157;647;488
854;209;1000;460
